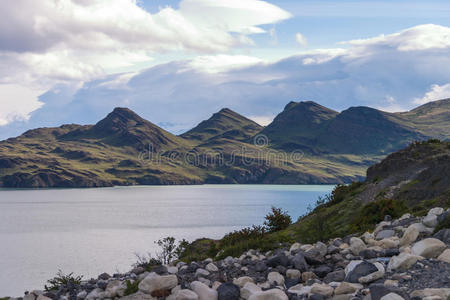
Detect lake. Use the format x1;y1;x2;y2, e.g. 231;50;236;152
0;184;334;296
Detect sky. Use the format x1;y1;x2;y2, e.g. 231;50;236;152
1;0;450;139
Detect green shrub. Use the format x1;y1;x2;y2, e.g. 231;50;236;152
351;198;407;231
434;213;450;233
124;280;140;296
44;270;83;291
264;206;292;232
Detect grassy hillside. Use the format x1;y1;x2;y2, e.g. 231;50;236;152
0;100;448;188
180;140;450;261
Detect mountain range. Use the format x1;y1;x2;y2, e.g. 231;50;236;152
0;99;448;188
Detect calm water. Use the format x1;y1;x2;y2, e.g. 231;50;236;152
0;184;334;296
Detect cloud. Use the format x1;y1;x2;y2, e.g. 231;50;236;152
0;0;291;127
3;24;450;140
295;33;308;47
414;83;450;105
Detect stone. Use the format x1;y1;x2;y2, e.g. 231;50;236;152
411;238;446;258
286;269;301;280
23;294;35;300
241;282;261;300
86;288;106;300
98;272;111;280
248;289;288;300
369;284;408;300
292;252;309;272
344;260;363;276
349;237;366;255
379;238;399;249
410;288;450;299
195;268;210;277
168;266;179;274
139;273;178;294
410;223;434;234
315;241;328;257
77;290;88;300
380;293;404;300
304;248;325;265
290;243;302;252
302;271;318;282
36;296;52;300
422;214;438;228
334;282;363;295
191;281;218;300
357;262;385;284
233;276;254;288
254;262;267;272
267;254;289;267
434;229;450;244
217;283;240;300
267;271;285;285
345;261;378;283
313;265;332;278
360;249;378;259
324;270;345;283
376;230;395;240
437;249;450;263
310;283;334;297
106;280;126;298
399;225;420;247
119;291;156;300
206;263;219;272
387;252;423;271
176;289;199;300
428;207;444;216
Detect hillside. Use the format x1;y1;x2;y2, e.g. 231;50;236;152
0;100;449;188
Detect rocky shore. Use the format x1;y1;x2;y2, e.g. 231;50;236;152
10;207;450;300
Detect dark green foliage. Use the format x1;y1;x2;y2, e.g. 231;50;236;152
351;198;407;231
0;297;10;300
44;270;83;291
207;241;219;258
435;213;450;233
124;280;140;296
155;236;188;264
264;206;292;232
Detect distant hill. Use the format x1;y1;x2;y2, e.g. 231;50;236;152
0;99;448;188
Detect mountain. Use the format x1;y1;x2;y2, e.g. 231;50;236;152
263;99;450;155
181;108;262;143
0;100;448;188
260;101;338;152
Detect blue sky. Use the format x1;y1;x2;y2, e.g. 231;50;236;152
1;0;450;139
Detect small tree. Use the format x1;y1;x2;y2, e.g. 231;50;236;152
264;206;292;232
155;237;189;264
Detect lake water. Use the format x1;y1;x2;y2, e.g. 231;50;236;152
0;184;334;296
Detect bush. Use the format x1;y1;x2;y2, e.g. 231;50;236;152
44;270;83;291
155;236;189;264
124;280;140;296
351;198;407;231
264;206;292;232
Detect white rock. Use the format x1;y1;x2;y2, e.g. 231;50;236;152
399;225;420;247
310;283;334;297
168;266;179;274
198;277;211;286
437;249;450;263
334;282;363;295
139;273;178;294
290;243;301;252
23;295;35;300
77;290;87;300
350;237;366;255
267;272;285;285
410;223;434;234
288;284;310;296
345;260;363;276
195;268;210;277
176;289;199;300
286;269;301;280
248;289;288;300
315;241;328;257
86;288;106;300
204;258;213;263
233;276;254;288
388;252;423;271
358;262;385;284
380;292;404;300
205;263;219;272
36;296;52;300
379;238;399;249
410;288;450;299
411;238;446;258
105;280;126;298
399;213;412;220
428;207;444;216
191;281;218;300
241;282;262;299
422;214;438;228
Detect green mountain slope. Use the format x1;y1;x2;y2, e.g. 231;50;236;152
181;108;262;143
0;100;448;188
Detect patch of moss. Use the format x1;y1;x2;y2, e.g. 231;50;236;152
124;280;140;296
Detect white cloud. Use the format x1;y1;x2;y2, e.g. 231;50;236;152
187;55;264;73
295;33;308;47
0;84;44;126
414;83;450;105
0;0;291;127
249;115;275;126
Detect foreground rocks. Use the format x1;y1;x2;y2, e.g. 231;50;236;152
11;207;450;300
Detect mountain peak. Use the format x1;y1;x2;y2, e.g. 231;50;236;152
181;108;262;142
